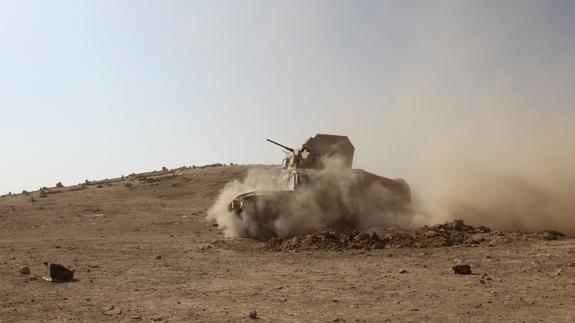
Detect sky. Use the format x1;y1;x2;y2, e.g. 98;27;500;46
0;0;574;194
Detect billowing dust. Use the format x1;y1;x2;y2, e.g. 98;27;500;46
207;158;417;239
416;114;575;236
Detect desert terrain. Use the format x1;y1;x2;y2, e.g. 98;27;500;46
1;165;574;322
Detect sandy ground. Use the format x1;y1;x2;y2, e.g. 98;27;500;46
1;165;574;322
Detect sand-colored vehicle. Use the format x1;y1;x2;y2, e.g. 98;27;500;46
228;134;411;239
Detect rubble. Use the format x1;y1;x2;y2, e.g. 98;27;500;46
267;220;570;251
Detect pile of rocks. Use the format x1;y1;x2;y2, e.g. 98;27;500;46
268;230;385;251
267;220;568;251
384;219;492;248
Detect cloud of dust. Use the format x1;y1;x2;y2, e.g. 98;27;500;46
207;157;415;240
206;166;281;238
367;2;575;235
415;114;575;235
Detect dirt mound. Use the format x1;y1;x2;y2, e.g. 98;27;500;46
268;230;384;251
384;219;492;248
268;220;568;251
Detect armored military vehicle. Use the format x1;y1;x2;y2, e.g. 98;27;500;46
228;134;411;239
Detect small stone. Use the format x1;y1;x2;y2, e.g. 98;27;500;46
371;242;385;250
552;269;563;277
398;269;408;274
20;266;30;275
102;305;122;316
155;255;162;260
248;311;258;319
452;264;472;275
540;230;565;240
108;308;122;316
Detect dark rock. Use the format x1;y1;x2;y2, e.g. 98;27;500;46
20;266;30;275
48;263;74;281
371;242;385;250
452;264;472;275
248;311;258;319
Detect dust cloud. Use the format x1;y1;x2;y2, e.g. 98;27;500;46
416;114;575;235
206;167;281;238
207;158;415;240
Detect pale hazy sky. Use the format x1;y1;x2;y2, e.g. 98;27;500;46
1;1;574;193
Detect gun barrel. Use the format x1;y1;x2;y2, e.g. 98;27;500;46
266;139;294;152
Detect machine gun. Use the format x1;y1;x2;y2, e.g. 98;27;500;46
266;139;294;152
